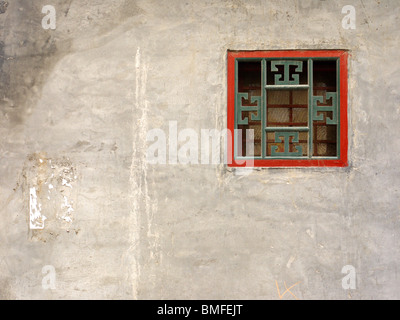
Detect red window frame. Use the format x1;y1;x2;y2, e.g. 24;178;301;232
227;50;348;168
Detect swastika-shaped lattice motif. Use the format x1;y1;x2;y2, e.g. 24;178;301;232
236;92;262;125
271;60;303;85
271;132;303;157
312;92;338;125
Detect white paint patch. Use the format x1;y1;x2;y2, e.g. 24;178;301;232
61;196;75;222
29;187;47;230
62;179;72;188
126;47;151;299
62;196;74;213
63;216;73;223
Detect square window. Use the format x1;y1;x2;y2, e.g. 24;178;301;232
227;50;349;167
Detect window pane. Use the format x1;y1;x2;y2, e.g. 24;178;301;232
313;60;338;157
237;61;262;157
267;90;308;127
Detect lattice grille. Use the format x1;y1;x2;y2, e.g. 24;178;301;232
235;58;339;159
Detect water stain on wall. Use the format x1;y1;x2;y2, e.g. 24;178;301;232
0;1;8;14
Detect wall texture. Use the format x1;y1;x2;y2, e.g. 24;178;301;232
0;0;399;300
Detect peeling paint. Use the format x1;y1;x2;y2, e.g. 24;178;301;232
29;187;46;230
23;153;77;236
61;179;73;189
60;196;74;223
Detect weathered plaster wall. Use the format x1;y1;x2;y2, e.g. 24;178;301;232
0;0;399;299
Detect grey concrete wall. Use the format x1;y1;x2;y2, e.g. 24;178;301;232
0;0;399;300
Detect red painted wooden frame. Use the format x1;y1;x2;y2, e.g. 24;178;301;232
227;50;348;168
